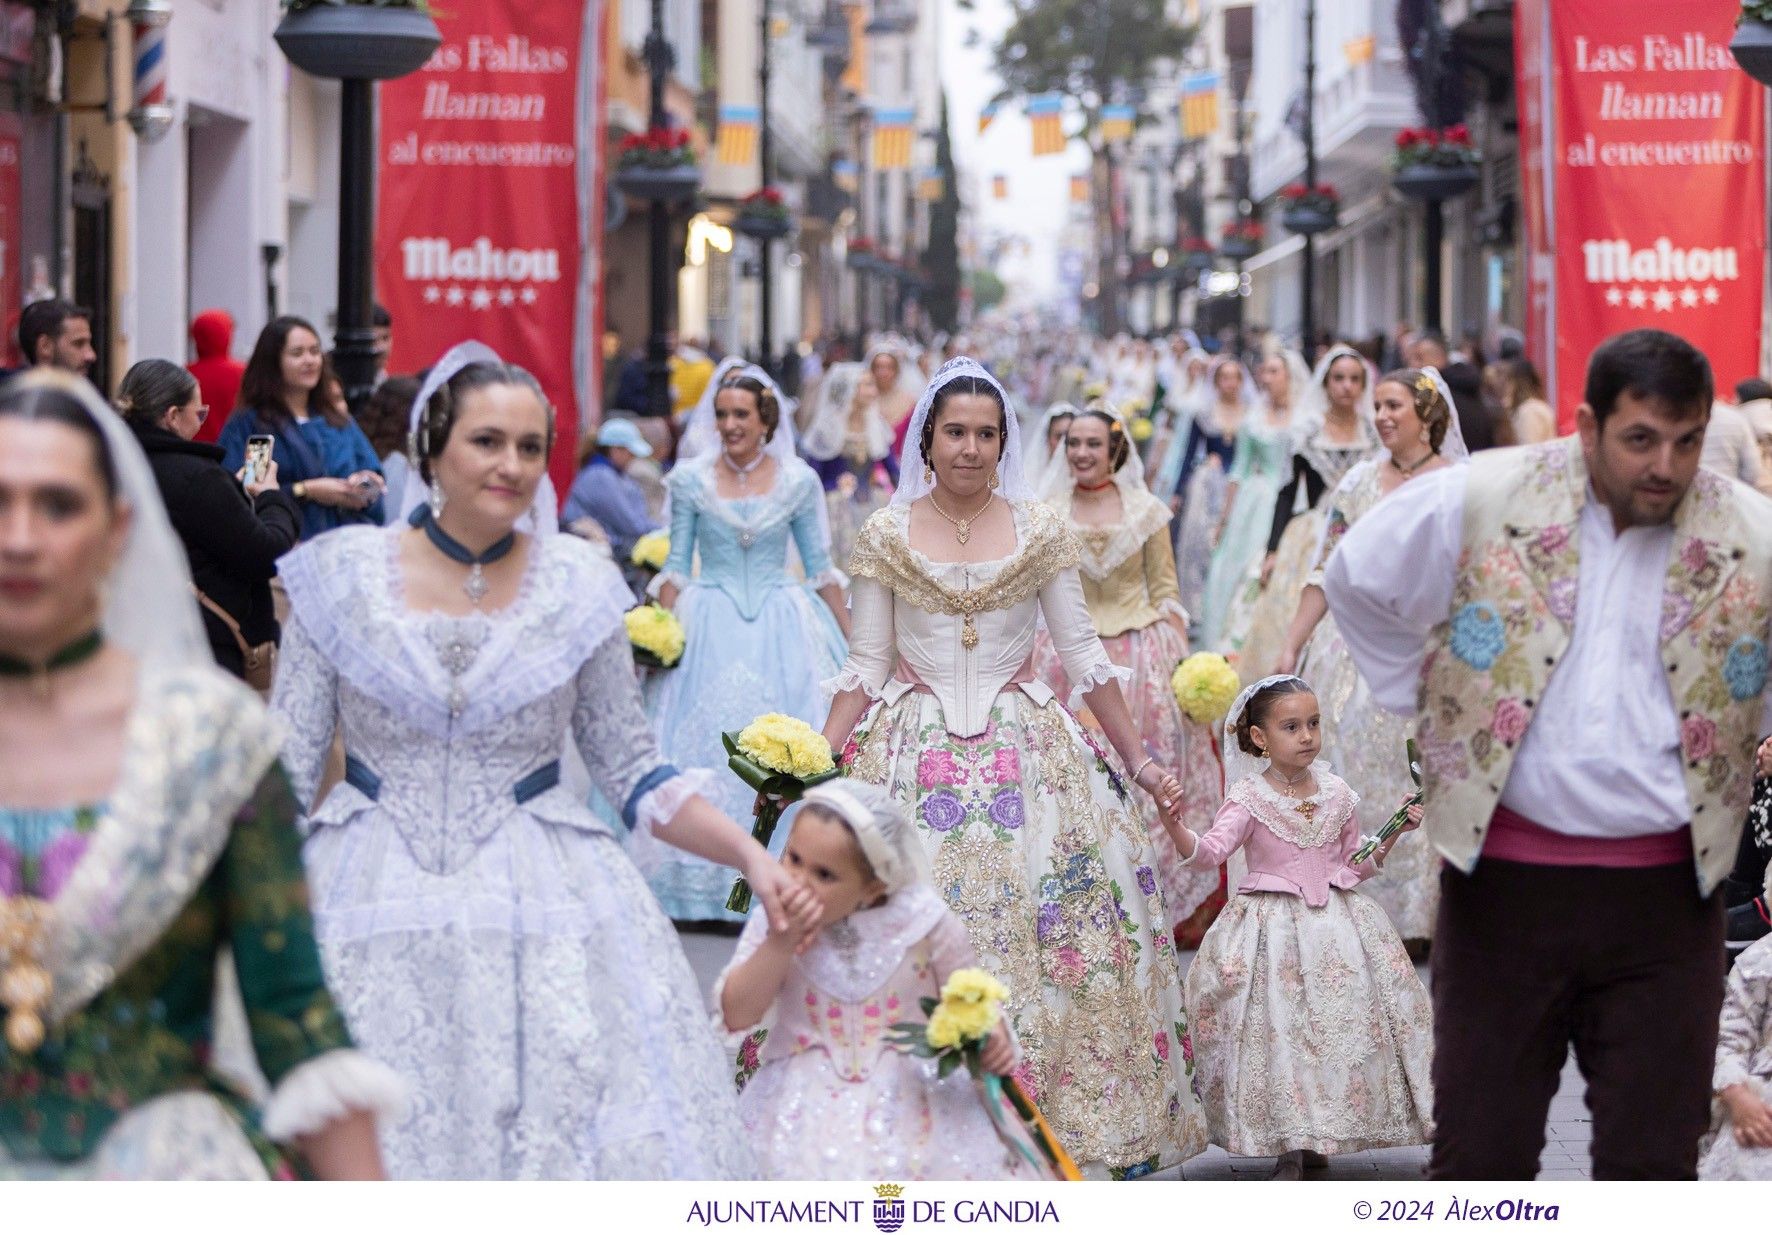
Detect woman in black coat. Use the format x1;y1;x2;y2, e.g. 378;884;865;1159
117;359;300;679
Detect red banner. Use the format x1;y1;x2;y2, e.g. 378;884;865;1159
376;3;598;494
1516;0;1764;429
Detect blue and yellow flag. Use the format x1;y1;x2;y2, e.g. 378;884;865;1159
1180;74;1219;140
978;100;1001;136
1100;104;1135;143
872;106;915;169
716;104;759;166
1028;93;1066;157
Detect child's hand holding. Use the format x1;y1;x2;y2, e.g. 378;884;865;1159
1723;1083;1772;1148
774;882;826;956
978;1025;1017;1077
1402;801;1424;832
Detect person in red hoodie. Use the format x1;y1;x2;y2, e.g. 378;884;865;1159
187;308;244;444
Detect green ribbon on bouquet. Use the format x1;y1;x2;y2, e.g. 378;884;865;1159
721;731;840;915
1351;738;1423;866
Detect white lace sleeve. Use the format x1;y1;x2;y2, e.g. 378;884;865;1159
1038;566;1130;708
269;612;339;824
571;629;713;833
823;574;895;697
260;1049;410;1141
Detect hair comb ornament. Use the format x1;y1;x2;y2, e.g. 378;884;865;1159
1414;373;1436;393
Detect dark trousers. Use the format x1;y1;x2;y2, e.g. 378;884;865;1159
1428;859;1725;1180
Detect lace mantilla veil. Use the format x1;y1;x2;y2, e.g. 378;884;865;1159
1035;402;1155;502
398;339;560;534
10;370;211;668
892;356;1034;506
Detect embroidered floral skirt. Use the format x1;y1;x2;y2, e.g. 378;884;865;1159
1302;612;1441;941
1184;889;1435;1157
1032;618;1224;934
845;689;1209;1176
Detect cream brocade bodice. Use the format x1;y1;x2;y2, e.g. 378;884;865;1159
1049;485;1186;638
834;501;1127;738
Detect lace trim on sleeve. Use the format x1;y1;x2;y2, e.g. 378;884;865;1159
1066;662;1132;710
822;668;884;699
1157;598;1191;625
629;766;722;834
645;569;691;599
806;566;849;591
259;1049;410;1142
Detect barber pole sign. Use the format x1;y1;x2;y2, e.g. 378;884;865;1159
1514;0;1764;428
128;3;173;141
377;2;602;495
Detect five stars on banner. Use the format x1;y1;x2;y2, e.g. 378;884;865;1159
1602;284;1723;313
421;285;541;310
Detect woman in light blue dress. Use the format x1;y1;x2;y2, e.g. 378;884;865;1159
645;365;850;921
1198;351;1304;649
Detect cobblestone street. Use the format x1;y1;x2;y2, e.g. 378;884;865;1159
680;930;1595;1181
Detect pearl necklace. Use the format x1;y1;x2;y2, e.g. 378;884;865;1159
721;449;766;493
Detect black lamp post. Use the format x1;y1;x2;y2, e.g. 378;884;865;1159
642;0;675;418
1300;0;1317;354
757;0;776;374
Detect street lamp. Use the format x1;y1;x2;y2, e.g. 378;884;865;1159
642;0;676;418
1300;0;1317;354
757;0;777;375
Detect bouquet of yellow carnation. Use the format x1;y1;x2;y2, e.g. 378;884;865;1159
722;714;840;913
1171;651;1241;725
630;530;671;572
1128;415;1155;443
624;604;685;669
886;967;1082;1179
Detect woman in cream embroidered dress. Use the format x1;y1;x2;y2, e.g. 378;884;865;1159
1230;347;1380;686
645;364;849;921
1031;405;1223;946
273;350;805;1178
822;358;1208;1178
1275;369;1468;946
0;372;401;1179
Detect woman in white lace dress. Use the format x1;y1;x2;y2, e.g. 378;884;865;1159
822;358;1209;1178
1274;368;1468;947
271;347;809;1179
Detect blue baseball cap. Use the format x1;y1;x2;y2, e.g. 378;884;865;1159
596;418;654;457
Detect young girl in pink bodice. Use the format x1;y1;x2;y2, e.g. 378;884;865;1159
717;779;1052;1180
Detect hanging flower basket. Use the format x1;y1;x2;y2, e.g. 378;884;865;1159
1732;5;1772;87
733;187;794;240
615;128;701;202
1279;182;1340;235
274;1;441;81
1219;220;1263;262
846;238;877;271
1391;124;1481;201
1180;237;1215;273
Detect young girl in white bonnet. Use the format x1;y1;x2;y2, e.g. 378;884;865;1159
717;779;1054;1180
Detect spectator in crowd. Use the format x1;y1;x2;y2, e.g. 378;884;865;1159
1485;356;1557;446
217;315;386;540
372;302;394;387
18;299;95;376
1736;378;1772;498
562;416;661;565
356;374;422;523
1702;387;1763;490
116;358;300;682
187;308;245;445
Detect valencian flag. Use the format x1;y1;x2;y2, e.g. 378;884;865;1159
716;104;759;166
1070;174;1089;203
1343;34;1377;66
1028;93;1066;156
991;174;1008;200
1100;103;1135;142
832;159;859;192
917;166;944;201
1180;72;1220;139
873;106;915;168
978;99;1000;136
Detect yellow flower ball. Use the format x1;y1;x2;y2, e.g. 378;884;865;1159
630;531;671;570
941;997;998;1043
941;967;1010;1007
737;713;834;778
925;1007;964;1051
624;604;685;666
1171;652;1241;725
1129;416;1155;442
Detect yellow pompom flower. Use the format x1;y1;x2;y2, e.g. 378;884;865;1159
925;1007;964;1051
737;713;835;778
631;530;671;570
1129;415;1155;443
941;998;998;1043
1171;651;1241;725
941;967;1009;1007
624;604;685;666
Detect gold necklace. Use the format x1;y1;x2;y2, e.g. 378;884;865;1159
1264;764;1317;821
928;491;994;546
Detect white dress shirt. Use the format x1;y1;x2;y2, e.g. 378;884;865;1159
1324;465;1772;839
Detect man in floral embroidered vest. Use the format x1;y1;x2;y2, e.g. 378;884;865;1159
1323;329;1772;1180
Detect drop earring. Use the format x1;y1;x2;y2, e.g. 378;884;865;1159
989;469;1000;491
429;477;447;519
923;464;934;485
